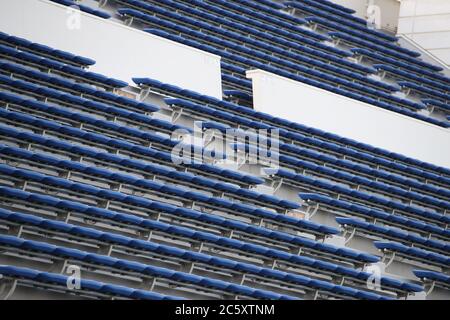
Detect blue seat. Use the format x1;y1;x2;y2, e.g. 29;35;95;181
300;193;450;240
267;168;450;226
328;31;421;61
0;265;182;300
352;48;449;85
374;241;450;266
413;270;450;284
0;32;95;67
0;195;416;297
422;99;450;113
399;81;450;101
374;65;450;92
336;217;450;255
295;0;373;26
20;237;285;300
0;105;263;184
120;8;400;98
0;61;159;113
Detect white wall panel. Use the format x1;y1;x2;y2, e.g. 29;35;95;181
0;0;223;98
398;0;450;66
331;0;400;33
247;69;450;169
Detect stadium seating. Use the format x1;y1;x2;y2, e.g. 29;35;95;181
0;32;96;67
134;78;450;180
0;266;184;300
109;0;450;125
1;0;449;300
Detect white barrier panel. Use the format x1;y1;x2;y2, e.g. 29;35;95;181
398;0;450;67
0;0;223;98
247;69;450;169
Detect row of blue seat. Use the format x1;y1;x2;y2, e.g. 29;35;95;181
119;8;397;96
160;0;350;57
0;44;128;88
299;193;450;240
351;48;450;86
274;137;450;200
164;97;275;130
244;0;285;10
422;99;450;113
398;81;450;102
0;78;184;136
124;0;371;75
414;270;450;285
142;12;405;97
336;217;450;254
0;138;296;212
0;265;183;300
328;31;425;65
0;146;302;214
374;241;450;267
142;29;447;128
134;78;450;186
50;0;111;19
0;114;263;188
221;73;252;94
0;236;386;300
161;95;450;185
237;143;450;211
0;60;159;113
220;61;252;77
0;32;96;67
0;235;299;300
130;7;393;90
0;192;415;297
0;188;336;273
0;164;336;237
0;142;300;211
0;183;376;265
125;0;450;125
0;208;417;297
290;0;367;26
0;93;179;152
284;2;399;43
374;64;450;93
203;120;450;203
152;5;399;92
306;0;355;14
210;0;319;39
308;0;355;13
0;91;221;163
270;168;450;226
220;72;256;91
2;144;446;278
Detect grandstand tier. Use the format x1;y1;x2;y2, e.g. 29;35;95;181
0;0;449;301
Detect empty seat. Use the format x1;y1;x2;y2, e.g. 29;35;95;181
374;241;450;269
0;32;95;67
336;217;450;256
0;265;183;300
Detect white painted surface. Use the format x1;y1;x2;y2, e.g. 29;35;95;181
330;0;400;33
0;0;223;98
398;0;450;67
247;69;450;169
